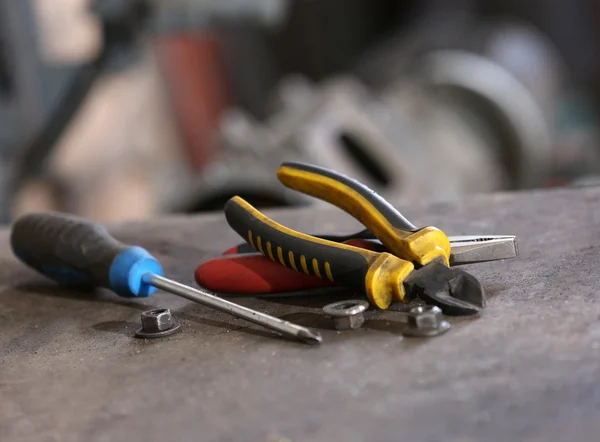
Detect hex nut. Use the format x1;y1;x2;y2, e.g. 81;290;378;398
407;305;442;329
335;315;365;330
403;305;451;337
135;308;181;338
323;300;369;330
141;308;173;332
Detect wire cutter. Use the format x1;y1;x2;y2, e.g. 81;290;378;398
221;162;512;316
196;233;517;295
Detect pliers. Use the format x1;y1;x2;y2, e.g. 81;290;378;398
196;233;517;295
220;162;516;316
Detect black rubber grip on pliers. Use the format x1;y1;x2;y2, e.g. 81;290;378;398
224;197;374;292
229;229;376;255
279;161;418;232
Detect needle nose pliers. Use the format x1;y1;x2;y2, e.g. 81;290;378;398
223;162;488;316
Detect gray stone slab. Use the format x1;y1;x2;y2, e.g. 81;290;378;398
2;187;600;441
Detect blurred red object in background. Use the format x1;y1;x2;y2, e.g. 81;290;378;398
154;33;230;171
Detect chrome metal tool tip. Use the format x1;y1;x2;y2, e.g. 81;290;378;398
449;235;518;265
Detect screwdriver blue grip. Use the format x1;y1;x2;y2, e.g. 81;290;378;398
10;212;163;297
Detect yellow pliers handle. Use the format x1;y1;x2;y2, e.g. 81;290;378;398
277;162;452;267
225;196;414;309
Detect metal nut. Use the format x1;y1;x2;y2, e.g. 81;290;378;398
403;305;451;337
323;300;369;330
135;308;181;338
141;308;173;332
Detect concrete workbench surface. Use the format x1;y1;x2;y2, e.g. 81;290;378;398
2;187;600;442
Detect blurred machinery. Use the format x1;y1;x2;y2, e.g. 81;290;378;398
184;49;552;209
173;6;600;210
1;0;599;221
176;20;564;210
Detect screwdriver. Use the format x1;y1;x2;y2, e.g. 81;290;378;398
10;212;322;345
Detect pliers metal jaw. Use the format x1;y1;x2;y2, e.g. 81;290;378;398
448;235;518;265
223;162;511;316
403;262;484;315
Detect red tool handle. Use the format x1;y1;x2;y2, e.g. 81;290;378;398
196;239;383;294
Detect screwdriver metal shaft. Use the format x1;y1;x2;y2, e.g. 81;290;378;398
145;273;322;344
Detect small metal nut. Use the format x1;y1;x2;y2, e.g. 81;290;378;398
323;300;369;330
135;308;181;338
403;305;451;337
142;308;173;332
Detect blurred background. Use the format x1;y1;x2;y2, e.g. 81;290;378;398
1;0;600;223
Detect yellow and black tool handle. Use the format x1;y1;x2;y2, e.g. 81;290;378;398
277;162;452;267
224;196;415;309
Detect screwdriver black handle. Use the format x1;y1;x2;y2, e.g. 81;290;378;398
10;212;162;297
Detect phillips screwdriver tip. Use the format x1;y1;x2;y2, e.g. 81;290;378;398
298;329;323;345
